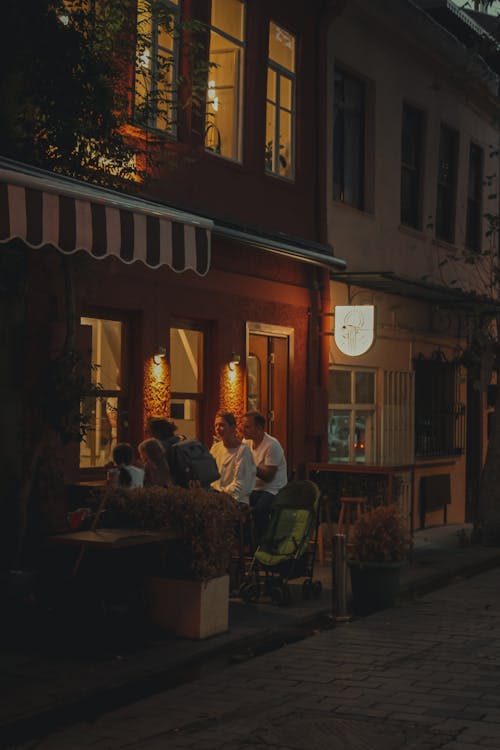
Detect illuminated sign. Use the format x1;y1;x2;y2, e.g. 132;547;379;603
334;305;375;356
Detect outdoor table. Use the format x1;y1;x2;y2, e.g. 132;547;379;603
50;527;180;576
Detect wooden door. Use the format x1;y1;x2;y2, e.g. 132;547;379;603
247;332;289;455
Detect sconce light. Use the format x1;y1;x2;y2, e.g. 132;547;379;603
153;345;167;365
229;352;241;371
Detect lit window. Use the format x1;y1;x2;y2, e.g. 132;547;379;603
265;22;295;179
205;0;245;160
80;317;123;469
170;327;204;439
135;0;179;132
328;369;375;464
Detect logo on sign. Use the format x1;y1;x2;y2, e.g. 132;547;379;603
334;306;375;356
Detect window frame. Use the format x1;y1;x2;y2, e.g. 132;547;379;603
204;0;246;162
328;367;377;464
435;123;459;244
134;0;181;135
333;65;366;210
400;102;425;230
265;20;296;180
79;313;128;472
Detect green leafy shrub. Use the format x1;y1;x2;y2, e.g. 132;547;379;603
107;485;240;581
350;504;410;563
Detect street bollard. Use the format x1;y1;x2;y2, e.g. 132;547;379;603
334;533;351;622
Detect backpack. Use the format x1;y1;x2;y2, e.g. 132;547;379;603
169;439;220;488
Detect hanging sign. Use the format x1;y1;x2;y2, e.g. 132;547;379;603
334;305;375;356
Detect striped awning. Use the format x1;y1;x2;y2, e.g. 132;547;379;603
0;159;212;276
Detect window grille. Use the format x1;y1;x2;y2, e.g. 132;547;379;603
382;371;414;465
414;360;465;458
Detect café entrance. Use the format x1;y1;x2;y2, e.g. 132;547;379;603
246;323;292;456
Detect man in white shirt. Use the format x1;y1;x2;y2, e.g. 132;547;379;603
210;412;256;506
242;411;288;540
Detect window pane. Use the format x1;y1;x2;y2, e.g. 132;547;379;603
329;370;351;404
328;411;350;462
278;108;292;177
80;396;119;468
265;101;276;171
170;398;198;439
355;371;374;404
354;411;374;463
280;76;292;110
170;328;203;393
206;32;242;159
81;317;122;390
212;0;244;41
269;21;295;72
267;68;276;103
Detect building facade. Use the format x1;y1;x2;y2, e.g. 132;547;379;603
324;0;500;530
0;0;345;561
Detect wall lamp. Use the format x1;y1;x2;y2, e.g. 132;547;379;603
153;345;167;365
229;352;241;371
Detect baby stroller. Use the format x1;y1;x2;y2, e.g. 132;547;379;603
239;480;322;605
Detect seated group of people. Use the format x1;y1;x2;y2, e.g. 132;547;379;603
106;417;181;491
210;410;288;539
107;411;287;539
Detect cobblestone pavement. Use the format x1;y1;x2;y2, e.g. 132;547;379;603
15;567;500;750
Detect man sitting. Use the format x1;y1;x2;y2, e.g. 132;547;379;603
242;410;288;540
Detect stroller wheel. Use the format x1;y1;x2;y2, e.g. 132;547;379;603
240;583;260;603
271;584;291;606
302;579;313;600
312;580;322;599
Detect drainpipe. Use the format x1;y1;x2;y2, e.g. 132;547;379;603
313;0;349;462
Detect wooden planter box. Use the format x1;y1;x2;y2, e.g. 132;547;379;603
147;574;229;639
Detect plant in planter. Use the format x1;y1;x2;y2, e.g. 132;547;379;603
107;485;240;638
348;504;410;616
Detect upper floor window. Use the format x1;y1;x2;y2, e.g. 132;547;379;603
328;368;375;464
134;0;180;132
204;0;245;161
333;67;365;209
436;123;459;243
465;142;484;252
265;22;296;179
80;317;124;469
401;103;425;230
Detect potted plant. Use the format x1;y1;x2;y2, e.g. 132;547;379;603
347;504;410;616
107;485;239;638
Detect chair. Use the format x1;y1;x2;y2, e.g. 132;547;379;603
314;494;335;565
337;496;367;541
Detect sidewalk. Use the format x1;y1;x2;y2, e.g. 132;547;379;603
2;523;500;745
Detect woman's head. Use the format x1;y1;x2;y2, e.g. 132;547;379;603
139;437;166;465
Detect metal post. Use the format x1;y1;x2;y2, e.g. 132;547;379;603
334;533;350;622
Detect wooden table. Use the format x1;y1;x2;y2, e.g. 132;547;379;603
50;527;180;575
51;527;179;549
